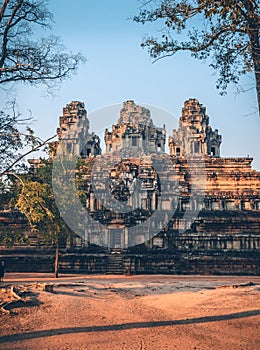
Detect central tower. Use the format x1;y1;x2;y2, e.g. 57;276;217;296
104;100;166;154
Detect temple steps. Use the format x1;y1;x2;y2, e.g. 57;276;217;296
106;251;123;274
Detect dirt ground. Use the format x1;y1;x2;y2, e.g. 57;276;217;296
0;274;260;350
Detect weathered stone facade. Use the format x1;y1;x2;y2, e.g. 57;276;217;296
51;101;101;158
1;99;260;275
169;99;222;157
82;100;260;254
85;154;174;249
105;100;166;154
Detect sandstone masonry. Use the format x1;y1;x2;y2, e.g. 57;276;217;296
1;99;260;275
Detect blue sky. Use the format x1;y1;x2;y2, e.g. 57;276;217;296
1;0;260;168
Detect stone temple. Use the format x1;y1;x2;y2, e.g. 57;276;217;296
169;99;222;157
1;99;260;275
53;101;101;158
105;100;166;153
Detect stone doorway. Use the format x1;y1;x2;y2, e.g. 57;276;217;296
110;229;122;249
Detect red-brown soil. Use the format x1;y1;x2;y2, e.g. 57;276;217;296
0;274;259;349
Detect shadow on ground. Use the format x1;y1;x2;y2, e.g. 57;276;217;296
0;309;259;343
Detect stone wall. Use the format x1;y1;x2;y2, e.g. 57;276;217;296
1;99;259;275
169;99;222;157
1;245;259;275
105;100;166;153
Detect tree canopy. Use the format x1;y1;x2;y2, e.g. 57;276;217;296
15;162;76;277
134;0;260;115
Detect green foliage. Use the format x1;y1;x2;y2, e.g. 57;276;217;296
1;157;92;248
134;0;260;112
16;162;74;246
0;176;18;210
16;181;54;224
75;158;92;207
0;172;26;246
0;225;27;247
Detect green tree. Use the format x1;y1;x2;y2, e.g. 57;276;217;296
134;0;260;114
0;1;86;260
0;170;29;246
0;177;27;246
16;163;75;278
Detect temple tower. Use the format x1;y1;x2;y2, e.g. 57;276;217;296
169;99;222;157
105;100;166;153
51;101;101;157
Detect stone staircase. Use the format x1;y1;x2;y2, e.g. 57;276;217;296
106;250;123;274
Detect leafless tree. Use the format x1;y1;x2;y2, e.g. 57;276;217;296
0;0;86;174
0;0;85;89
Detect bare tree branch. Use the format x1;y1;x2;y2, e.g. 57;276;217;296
0;133;57;177
0;0;86;90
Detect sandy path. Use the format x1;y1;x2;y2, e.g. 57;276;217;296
0;275;259;350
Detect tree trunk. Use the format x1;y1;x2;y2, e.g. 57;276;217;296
252;32;260;116
247;9;260;116
254;64;260;117
0;0;9;23
54;241;59;278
